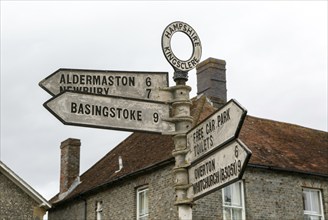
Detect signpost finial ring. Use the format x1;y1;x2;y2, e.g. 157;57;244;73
161;21;202;81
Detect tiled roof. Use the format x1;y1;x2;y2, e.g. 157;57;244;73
240;115;328;174
50;96;328;205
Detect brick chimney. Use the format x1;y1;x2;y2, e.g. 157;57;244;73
196;57;227;108
60;138;81;194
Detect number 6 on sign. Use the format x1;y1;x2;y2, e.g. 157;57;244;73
235;145;239;158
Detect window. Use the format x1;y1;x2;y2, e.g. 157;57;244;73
222;181;245;220
96;201;103;220
137;187;149;220
303;188;325;220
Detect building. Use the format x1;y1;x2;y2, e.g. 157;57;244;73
0;161;51;220
48;58;328;220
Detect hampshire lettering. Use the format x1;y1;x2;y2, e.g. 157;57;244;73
71;102;142;121
164;22;201;46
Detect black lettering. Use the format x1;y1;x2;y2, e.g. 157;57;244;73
80;75;85;85
78;104;84;114
109;107;116;117
101;76;107;86
66;74;72;84
108;76;114;86
238;160;242;173
85;104;90;114
103;107;108;117
122;109;129;119
104;88;109;95
165;31;171;39
95;105;101;116
71;102;77;113
86;75;92;85
60;74;66;84
129;77;135;86
93;76;101;85
115;76;121;86
137;111;142;121
97;88;102;94
121;76;127;86
116;108;122;118
60;86;66;92
73;74;79;84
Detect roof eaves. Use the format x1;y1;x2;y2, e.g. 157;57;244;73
247;163;328;178
51;157;175;208
0;161;51;209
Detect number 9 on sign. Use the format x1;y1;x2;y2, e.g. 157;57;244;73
153;112;159;123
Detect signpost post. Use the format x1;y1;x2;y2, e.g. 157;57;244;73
161;21;202;220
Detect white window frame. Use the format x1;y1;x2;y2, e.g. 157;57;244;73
136;186;149;220
303;188;325;220
222;180;246;220
95;201;103;220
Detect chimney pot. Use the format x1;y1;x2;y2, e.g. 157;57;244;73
196;57;227;108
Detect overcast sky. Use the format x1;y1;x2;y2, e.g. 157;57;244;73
1;1;327;201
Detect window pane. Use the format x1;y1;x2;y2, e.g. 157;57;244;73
304;215;321;220
139;191;145;215
232;208;242;220
137;188;149;219
303;188;323;220
223;207;232;220
303;189;322;213
224;185;232;206
144;190;149;214
231;182;242;207
303;191;312;211
223;181;245;220
310;191;320;213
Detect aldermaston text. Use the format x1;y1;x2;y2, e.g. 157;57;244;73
59;73;136;95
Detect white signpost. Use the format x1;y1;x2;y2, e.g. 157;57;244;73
44;91;175;133
188;139;251;200
40;21;251;219
186;99;247;164
39;68;171;102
